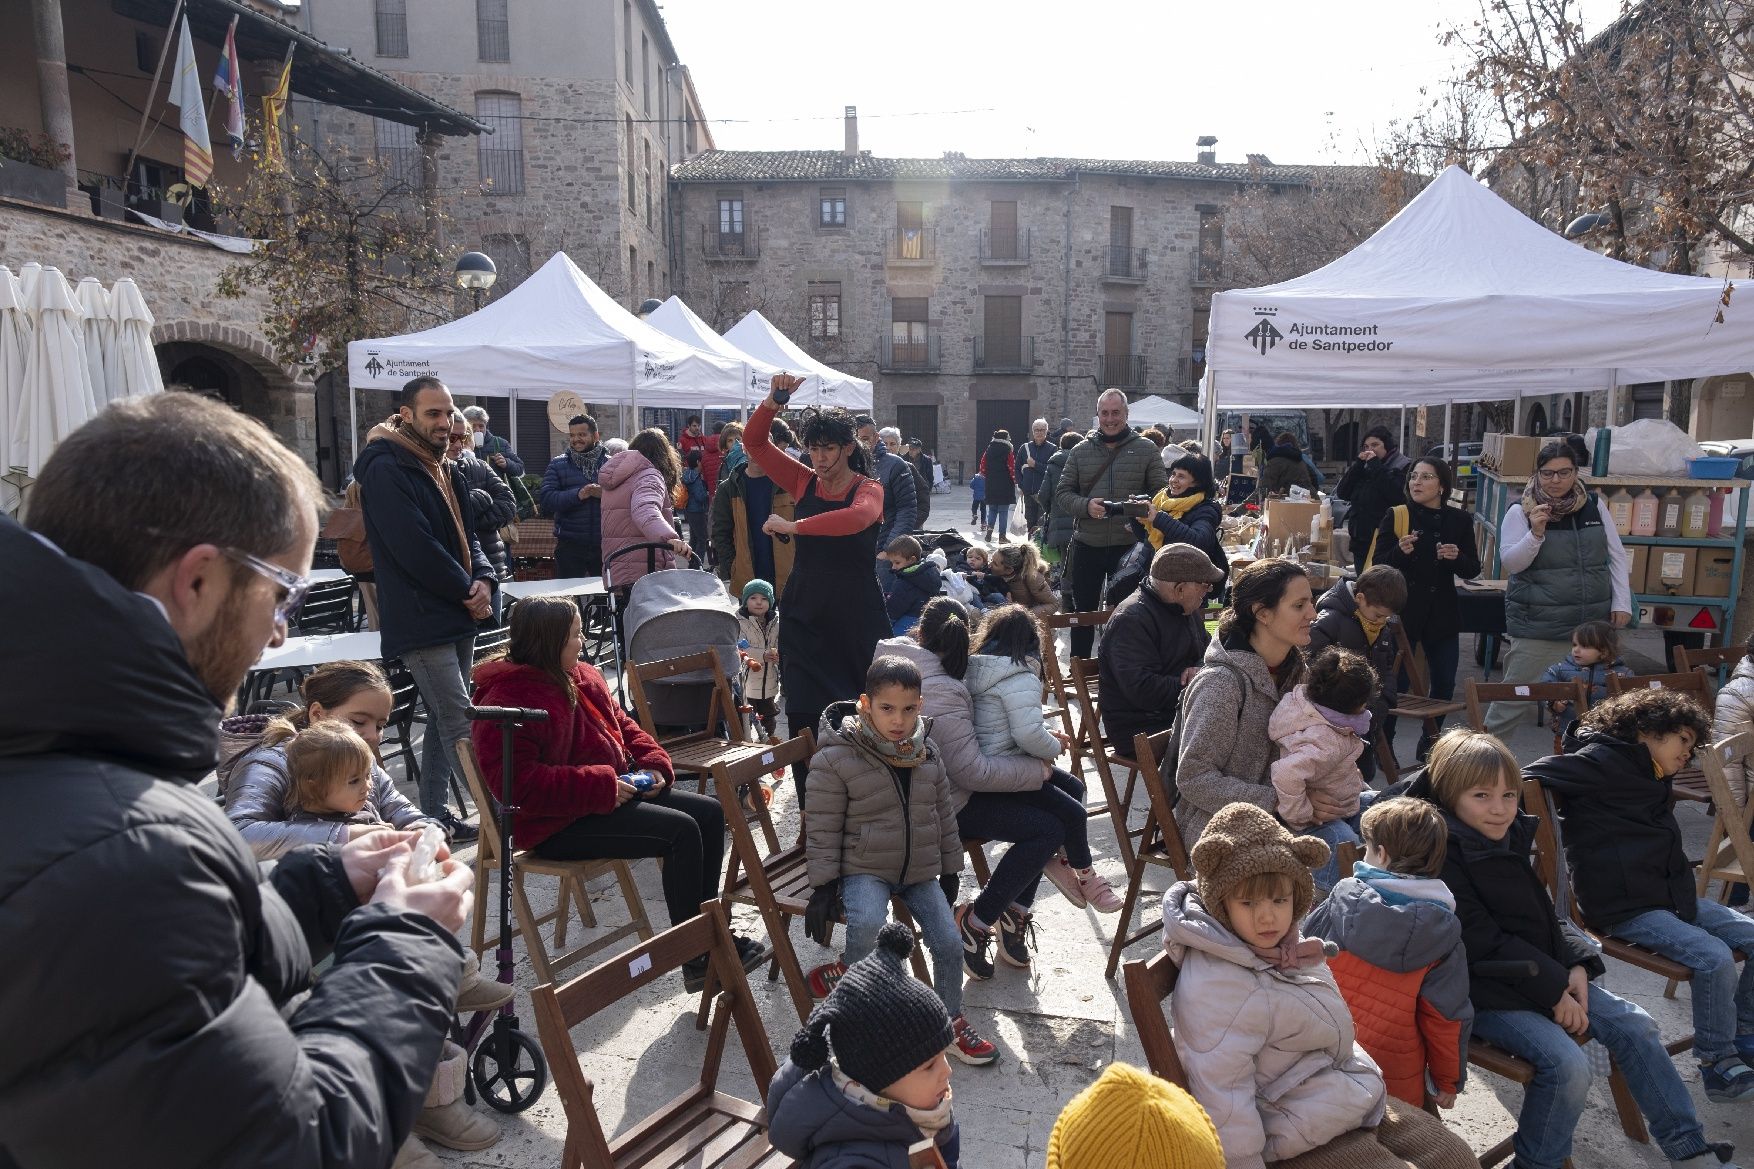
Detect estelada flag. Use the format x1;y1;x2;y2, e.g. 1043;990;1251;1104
168;13;212;186
213;15;245;158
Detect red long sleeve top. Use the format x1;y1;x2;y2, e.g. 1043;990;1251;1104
744;400;883;537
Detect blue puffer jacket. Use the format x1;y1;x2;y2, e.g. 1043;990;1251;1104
767;1059;959;1169
1538;655;1631;705
354;432;494;660
539;445;607;545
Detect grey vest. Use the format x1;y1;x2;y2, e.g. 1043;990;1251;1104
1504;496;1612;641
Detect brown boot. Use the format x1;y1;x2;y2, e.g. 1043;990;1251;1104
414;1041;500;1152
455;950;514;1014
392;1136;443;1169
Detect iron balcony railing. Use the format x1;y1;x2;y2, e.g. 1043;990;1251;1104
973;335;1034;373
1104;245;1147;280
701;223;760;259
879;333;940;372
885;226;937;263
979;226;1031;262
1100;354;1147;388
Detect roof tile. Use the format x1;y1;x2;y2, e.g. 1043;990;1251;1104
670;150;1378;185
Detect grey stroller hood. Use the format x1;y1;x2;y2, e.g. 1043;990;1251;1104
620;568;742;725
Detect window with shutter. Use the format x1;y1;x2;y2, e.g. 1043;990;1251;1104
989;201;1018;260
475;93;524;195
983;296;1022;367
476;0;509;62
375;0;408;57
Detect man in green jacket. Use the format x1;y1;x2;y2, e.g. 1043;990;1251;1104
1052;389;1169;656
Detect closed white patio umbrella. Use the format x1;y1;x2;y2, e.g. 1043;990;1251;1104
15;267;95;479
75;277;114;411
109;279;164;401
0;268;31;512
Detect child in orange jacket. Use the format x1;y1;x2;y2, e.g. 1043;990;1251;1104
1304;797;1473;1109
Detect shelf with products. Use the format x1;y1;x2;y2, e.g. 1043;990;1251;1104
1473;467;1750;644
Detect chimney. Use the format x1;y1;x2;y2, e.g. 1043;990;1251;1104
1196;135;1218;166
844;106;858;157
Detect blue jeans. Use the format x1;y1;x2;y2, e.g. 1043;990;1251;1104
399;634;476;815
1306;817;1362;892
984;504;1012;536
842;873;964;1017
1471;982;1710;1169
1613;899;1754;1064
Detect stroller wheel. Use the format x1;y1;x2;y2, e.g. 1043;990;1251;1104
471;1026;548;1113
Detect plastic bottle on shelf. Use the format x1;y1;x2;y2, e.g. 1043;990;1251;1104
1682;488;1711;539
1630;487;1660;537
1709;487;1728;537
1605;487;1634;535
1658;489;1684;538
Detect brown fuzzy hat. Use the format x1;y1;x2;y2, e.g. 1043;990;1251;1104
1189;803;1329;929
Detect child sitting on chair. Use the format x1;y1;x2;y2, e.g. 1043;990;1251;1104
1268;646;1376;891
1162;802;1477;1169
1305;797;1472;1109
1529;688;1754;1104
1539;619;1632;726
1410;727;1741;1169
768;922;961;1169
804;655;997;1066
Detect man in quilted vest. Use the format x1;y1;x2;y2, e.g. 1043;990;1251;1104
1305;798;1472;1109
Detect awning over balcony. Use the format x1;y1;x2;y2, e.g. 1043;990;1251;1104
110;0;487;136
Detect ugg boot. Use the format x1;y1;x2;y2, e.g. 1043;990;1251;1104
414;1041;500;1152
455;950;515;1015
392;1136;443;1169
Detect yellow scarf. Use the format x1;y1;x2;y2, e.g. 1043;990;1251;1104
1358;614;1387;645
1146;489;1205;549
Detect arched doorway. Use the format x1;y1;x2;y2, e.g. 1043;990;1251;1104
1560;398;1573;433
157;341;273;419
1527;403;1549;436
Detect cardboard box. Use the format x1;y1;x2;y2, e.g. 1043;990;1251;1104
1483;432;1503;468
1628;545;1649;594
1266;499;1321;545
1499;435;1542;478
1645;547;1697;596
1694;550;1735;598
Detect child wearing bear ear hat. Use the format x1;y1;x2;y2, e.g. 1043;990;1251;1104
1161;803;1476;1169
766;921;961;1169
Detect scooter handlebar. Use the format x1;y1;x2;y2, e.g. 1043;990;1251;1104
465;705;551;723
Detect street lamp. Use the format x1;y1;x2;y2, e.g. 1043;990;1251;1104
455;251;497;312
637;298;664;317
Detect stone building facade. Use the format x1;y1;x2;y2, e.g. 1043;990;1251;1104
671;130;1385;473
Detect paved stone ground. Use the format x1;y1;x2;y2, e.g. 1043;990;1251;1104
362;480;1754;1168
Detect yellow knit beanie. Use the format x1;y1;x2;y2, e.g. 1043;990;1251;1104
1046;1062;1225;1169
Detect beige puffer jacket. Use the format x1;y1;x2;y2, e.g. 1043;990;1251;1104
804;701;962;889
876;638;1048;812
1163;881;1386;1169
1713;656;1754;802
964;653;1061;761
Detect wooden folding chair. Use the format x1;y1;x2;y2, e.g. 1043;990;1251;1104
1677;644;1743;687
1069;656;1147;871
1465;679;1590;755
1695;731;1754;904
457;739;654;984
627;649;778;851
1376;622;1467;781
532;902;790;1169
1106;729;1194;978
1040;609;1114;775
709;733;932;1024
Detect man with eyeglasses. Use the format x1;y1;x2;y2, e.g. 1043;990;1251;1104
0;392;474;1166
449;410;519;610
357;376;496;843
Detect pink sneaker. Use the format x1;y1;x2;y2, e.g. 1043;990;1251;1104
1042;855;1088;908
1075;865;1124;914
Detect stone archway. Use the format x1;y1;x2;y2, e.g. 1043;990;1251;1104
151;320;314;464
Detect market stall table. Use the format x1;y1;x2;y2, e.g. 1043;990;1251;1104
499;576;605;600
308;568;351;584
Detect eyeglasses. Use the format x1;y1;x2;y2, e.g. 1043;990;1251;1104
1536;467;1577;480
222;547;310;626
446;434;469;446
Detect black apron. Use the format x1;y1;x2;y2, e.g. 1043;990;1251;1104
780;476;888;722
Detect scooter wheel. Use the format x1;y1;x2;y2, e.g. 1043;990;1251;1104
471;1027;548;1113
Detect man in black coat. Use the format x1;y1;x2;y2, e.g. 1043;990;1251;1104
356;377;496;840
0;393;472;1168
1098;543;1223;750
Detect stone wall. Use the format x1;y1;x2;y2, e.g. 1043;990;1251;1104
0;198;315;463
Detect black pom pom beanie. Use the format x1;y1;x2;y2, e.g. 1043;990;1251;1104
788;921;952;1093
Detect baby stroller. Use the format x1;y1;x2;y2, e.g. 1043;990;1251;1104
604;542;742;723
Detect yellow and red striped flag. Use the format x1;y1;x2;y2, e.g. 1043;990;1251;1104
168;14;212;186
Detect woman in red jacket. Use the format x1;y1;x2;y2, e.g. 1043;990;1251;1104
470;596;767;988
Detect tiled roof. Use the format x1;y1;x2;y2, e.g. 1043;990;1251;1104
670;151;1380;185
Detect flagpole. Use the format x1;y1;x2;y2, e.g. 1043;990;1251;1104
123;0;187;196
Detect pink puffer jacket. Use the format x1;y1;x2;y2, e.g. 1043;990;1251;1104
1268;684;1367;830
598;449;678;586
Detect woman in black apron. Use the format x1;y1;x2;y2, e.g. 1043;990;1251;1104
742;380;889;805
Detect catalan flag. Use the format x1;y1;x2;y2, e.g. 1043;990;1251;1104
168;14;212;186
213;15;245;159
261;45;294;170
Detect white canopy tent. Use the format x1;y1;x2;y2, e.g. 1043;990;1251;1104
1202;165;1754;442
644;295;785;414
722;311;873;410
345;253;747;458
1128;393;1203;431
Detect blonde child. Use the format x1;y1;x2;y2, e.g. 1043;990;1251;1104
1410;728;1741;1169
1163;803;1477;1169
1268;646;1376;889
283;719;382;824
1539;619;1631;724
989;542;1056;618
957;543;1007;609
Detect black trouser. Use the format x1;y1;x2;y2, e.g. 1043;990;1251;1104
1023;494;1043;533
555;537;601;578
749;697;778;739
531;788;723;927
786;705;826;809
1067;540;1130;657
